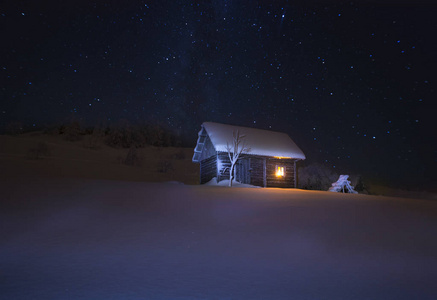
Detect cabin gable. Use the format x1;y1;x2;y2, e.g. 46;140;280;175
193;127;216;163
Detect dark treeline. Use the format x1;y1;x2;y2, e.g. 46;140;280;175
67;120;183;148
4;120;187;148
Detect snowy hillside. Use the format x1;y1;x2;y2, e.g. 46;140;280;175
0;133;199;184
1;178;436;299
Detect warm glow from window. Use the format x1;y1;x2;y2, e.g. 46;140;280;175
275;166;285;177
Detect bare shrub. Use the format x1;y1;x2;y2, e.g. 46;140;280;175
158;160;174;173
226;130;250;187
104;121;181;148
6;121;24;135
43;126;61;136
352;175;371;194
144;125;165;147
62;122;83;141
83;125;105;150
106;127;124;148
144;124;179;147
122;147;141;166
105;120;146;148
83;135;100;150
28;142;50;160
298;163;339;191
172;149;185;160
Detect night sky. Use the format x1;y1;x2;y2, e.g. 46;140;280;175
1;1;436;187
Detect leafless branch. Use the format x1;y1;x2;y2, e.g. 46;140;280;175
226;130;250;186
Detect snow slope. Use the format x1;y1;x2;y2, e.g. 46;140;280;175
0;134;199;184
1;178;436;299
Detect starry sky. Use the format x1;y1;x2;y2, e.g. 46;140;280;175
1;0;436;188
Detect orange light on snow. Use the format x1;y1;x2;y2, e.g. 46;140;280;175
275;166;285;177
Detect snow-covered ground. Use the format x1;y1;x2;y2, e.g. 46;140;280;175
1;178;436;299
204;177;261;188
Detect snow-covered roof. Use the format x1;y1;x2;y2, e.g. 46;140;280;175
193;122;305;161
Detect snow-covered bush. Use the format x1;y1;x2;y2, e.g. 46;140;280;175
328;175;358;193
298;163;339;191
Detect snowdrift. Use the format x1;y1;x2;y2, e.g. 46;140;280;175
1;178;436;299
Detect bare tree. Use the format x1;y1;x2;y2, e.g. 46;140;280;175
226;130;250;187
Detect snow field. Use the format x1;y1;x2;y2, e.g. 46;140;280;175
1;179;436;299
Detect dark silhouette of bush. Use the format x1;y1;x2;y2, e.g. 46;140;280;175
144;125;169;147
172;149;185;160
158;160;174;173
83;125;105;150
105;120;146;148
143;124;180;147
6;121;24;135
60;122;83;141
353;175;371;194
298;163;339;191
104;121;179;148
28;142;50;160
122;147;141;166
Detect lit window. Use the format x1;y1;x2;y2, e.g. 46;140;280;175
275;166;285;177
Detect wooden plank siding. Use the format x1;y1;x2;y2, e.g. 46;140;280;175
200;155;217;184
201;152;298;188
245;156;297;188
216;153;264;186
216;152;231;182
241;156;265;187
265;158;297;188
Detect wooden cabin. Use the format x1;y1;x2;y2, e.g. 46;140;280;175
192;122;306;188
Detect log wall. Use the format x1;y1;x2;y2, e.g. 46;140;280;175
243;156;265;187
200;154;217;184
265;158;296;188
216;152;231;182
200;152;299;188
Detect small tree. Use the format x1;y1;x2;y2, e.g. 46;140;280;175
63;121;82;141
28;142;50;160
226;130;249;187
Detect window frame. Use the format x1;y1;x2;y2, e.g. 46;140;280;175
275;165;285;177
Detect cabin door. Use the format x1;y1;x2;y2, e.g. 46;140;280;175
237;158;251;184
